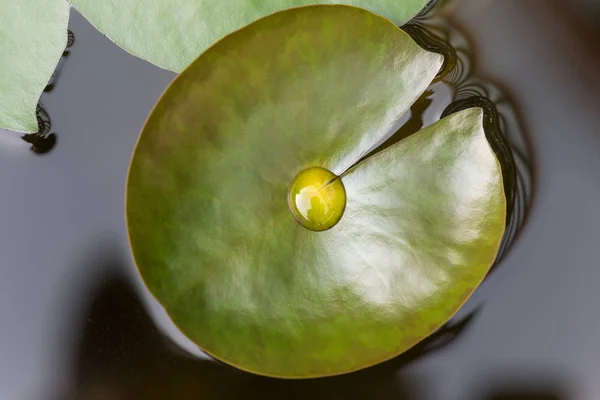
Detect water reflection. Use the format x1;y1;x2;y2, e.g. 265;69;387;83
400;0;534;272
22;30;75;155
21;105;57;155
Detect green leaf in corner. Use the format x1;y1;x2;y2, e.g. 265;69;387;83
69;0;430;72
126;6;506;378
0;0;70;133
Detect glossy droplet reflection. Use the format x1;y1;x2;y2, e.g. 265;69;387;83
288;167;346;232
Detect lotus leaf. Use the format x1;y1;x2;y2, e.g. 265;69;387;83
69;0;430;72
0;0;70;132
126;6;506;378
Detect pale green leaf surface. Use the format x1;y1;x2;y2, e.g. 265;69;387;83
0;0;70;133
69;0;430;72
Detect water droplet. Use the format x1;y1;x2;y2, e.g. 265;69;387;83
287;167;346;232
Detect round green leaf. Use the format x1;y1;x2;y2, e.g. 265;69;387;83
0;0;70;133
126;6;506;378
69;0;430;72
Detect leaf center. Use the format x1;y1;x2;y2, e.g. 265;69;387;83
287;167;346;232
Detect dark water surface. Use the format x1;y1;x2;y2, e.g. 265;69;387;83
1;1;600;399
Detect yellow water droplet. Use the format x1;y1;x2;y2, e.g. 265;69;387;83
287;167;346;232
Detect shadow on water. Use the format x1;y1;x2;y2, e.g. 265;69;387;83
56;271;487;399
479;374;573;400
57;271;574;399
485;394;566;400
